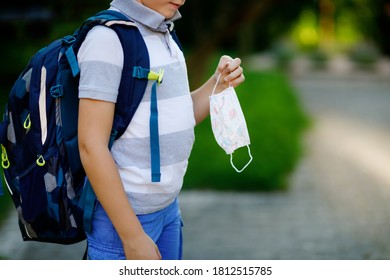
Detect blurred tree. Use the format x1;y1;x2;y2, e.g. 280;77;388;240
317;0;390;55
178;0;312;87
319;0;335;50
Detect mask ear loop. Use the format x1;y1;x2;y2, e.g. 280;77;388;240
211;73;222;96
210;73;223;118
230;145;253;173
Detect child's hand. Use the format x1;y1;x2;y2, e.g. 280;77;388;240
214;55;245;90
123;232;162;260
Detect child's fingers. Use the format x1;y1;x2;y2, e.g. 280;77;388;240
228;72;245;87
223;58;244;87
224;64;244;82
225;57;242;73
215;55;245;87
217;55;234;73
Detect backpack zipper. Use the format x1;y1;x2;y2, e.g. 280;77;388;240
18;146;57;178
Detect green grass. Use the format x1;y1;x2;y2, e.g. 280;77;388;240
183;70;310;191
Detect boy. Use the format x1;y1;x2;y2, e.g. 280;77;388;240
78;0;245;260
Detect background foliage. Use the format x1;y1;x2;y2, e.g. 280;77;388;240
1;0;390;83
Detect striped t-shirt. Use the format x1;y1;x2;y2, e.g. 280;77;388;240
77;0;195;214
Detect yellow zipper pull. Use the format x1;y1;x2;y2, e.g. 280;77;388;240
1;145;10;169
23;113;31;129
36;155;46;167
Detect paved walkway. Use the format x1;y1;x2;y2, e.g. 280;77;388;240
1;64;390;260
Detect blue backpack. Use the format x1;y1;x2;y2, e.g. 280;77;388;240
0;10;180;244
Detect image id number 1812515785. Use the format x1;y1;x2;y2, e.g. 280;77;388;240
212;266;272;276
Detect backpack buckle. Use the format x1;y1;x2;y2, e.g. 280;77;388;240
50;85;63;98
148;69;164;85
132;67;164;84
132;66;150;79
62;35;76;45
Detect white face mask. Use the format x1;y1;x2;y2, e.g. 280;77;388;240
209;74;253;172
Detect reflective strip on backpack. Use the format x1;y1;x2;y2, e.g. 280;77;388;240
39;67;47;145
3;173;13;196
105;20;137;27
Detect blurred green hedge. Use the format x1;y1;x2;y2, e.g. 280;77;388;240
184;70;309;191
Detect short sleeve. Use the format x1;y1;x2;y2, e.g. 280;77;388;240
77;25;124;103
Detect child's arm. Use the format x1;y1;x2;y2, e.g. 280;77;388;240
78;98;161;260
191;55;245;124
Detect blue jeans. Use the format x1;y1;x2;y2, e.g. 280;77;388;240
86;198;183;260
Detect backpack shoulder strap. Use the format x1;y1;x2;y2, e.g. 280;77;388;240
80;10;150;141
62;10;149;143
78;10;151;233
